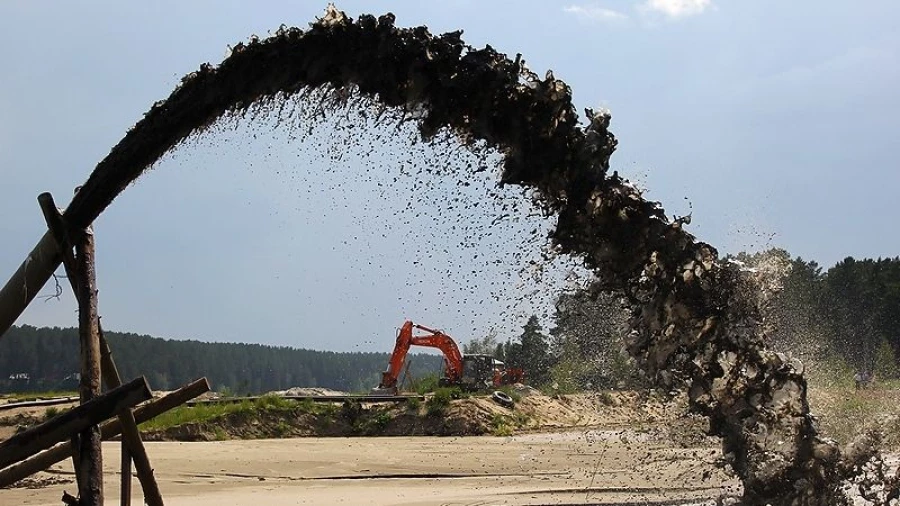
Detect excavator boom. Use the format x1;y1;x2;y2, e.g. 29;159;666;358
378;321;464;391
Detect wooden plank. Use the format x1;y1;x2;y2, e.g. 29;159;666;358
0;378;210;488
0;376;151;470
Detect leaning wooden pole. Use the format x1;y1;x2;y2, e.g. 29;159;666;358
75;222;103;506
0;376;152;470
99;327;163;506
38;193;164;506
0;231;61;337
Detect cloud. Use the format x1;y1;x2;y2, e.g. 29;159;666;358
563;4;629;23
640;0;712;18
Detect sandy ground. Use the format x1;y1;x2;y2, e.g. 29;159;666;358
0;401;79;440
2;430;738;506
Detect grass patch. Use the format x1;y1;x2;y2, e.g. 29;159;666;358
425;387;460;417
815;387;897;445
274;421;292;437
139;395;315;432
3;391;77;401
490;414;515;436
44;406;61;421
342;403;396;433
490;412;531;436
315;402;339;417
406;397;421;412
139;400;255;431
254;394;295;410
411;374;441;395
366;411;394;431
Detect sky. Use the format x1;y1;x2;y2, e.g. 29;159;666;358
0;1;898;352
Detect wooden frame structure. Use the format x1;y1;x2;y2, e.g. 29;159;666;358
0;191;211;505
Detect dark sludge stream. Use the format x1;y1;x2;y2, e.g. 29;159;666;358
57;6;897;505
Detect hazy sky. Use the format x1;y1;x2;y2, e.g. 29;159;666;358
1;1;898;351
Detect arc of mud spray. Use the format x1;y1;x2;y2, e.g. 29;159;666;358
0;7;892;504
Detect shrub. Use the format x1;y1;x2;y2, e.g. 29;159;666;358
426;388;456;417
371;411;393;430
493;424;514;437
44;406;60;421
490;414;515;436
411;374;441;394
255;394;293;410
274;421;291;437
341;400;364;423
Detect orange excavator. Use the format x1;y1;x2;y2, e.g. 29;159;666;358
374;320;525;394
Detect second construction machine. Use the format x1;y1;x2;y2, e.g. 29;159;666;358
374;320;524;395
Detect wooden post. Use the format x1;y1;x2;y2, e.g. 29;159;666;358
75;221;103;506
121;442;132;506
38;193;165;506
69;435;82;483
99;330;132;506
0;376;152;470
0;378;210;488
99;329;148;506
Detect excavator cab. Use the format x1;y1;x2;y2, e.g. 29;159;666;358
458;354;498;390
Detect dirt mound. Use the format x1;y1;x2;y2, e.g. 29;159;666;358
270;387;349;397
143;399;475;441
0;411;47;441
141;390;705;442
447;391;696;435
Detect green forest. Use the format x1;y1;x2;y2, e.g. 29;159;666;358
0;325;441;394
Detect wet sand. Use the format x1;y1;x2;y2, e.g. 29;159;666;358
2;430;738;505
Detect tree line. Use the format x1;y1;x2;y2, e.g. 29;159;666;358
476;251;900;391
4;251;897;395
766;251;900;379
0;325;441;394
